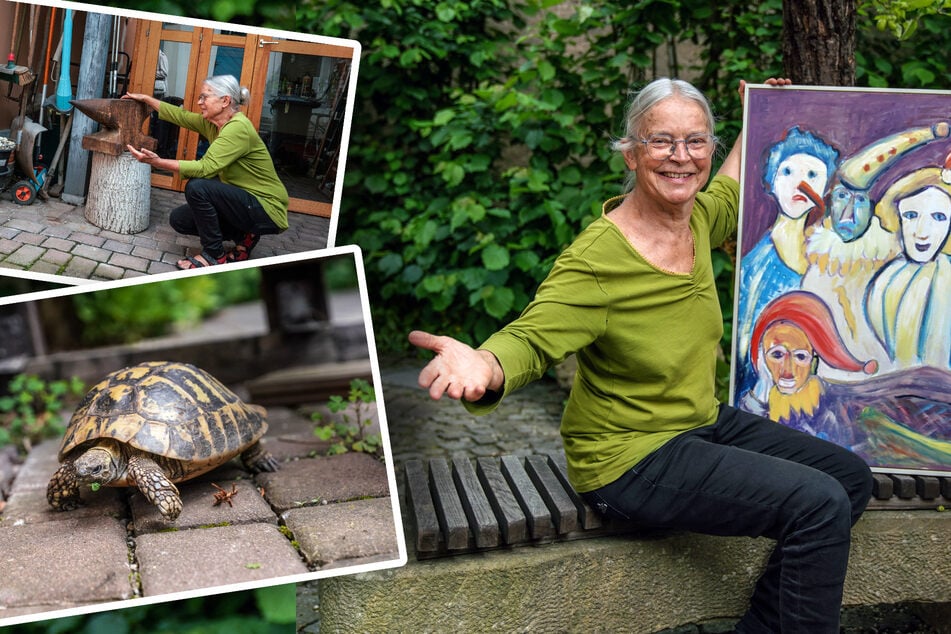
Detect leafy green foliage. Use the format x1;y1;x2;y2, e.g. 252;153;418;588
311;378;381;456
1;585;296;633
96;0;295;30
859;0;951;40
95;0;951;390
0;373;85;453
307;0;786;354
72;268;261;346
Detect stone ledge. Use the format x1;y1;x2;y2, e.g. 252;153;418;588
316;510;951;633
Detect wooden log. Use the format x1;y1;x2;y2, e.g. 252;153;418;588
84;151;151;234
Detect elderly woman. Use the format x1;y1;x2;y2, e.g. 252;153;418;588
410;78;872;633
124;75;289;269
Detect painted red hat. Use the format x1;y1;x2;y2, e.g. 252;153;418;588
750;290;878;375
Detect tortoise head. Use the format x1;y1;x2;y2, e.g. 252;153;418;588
73;439;124;485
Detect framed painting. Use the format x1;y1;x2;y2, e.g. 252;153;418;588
731;84;951;476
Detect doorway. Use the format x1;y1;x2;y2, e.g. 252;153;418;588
129;21;355;218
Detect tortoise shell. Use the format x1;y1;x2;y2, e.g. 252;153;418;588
58;361;268;469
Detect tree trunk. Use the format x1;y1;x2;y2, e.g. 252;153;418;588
782;0;856;86
84;152;151;234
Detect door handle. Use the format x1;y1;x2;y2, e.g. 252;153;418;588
259;39;281;47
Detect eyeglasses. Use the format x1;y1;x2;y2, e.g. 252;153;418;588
197;93;218;103
637;133;718;160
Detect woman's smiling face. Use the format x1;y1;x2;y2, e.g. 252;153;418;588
623;96;712;208
897;186;951;263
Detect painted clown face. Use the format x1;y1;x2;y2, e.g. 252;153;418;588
762;322;814;395
897;187;951;263
830;184;872;242
770;153;828;220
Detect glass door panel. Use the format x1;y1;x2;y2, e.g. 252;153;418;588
255;42;353;216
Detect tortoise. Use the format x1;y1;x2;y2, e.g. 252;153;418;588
46;361;279;521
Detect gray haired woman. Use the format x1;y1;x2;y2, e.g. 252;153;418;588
409;76;873;633
124;74;288;269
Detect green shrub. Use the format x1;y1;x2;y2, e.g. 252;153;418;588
0;373;86;453
72;268;261;346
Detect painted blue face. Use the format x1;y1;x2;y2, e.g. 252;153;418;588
830;184;872;242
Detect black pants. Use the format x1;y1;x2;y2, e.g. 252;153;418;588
580;404;873;633
170;178;281;259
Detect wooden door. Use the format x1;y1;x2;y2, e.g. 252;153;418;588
130;21;355;218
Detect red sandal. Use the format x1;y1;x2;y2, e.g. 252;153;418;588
226;233;260;263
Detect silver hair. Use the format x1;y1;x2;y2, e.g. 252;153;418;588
203;75;250;111
611;78;717;191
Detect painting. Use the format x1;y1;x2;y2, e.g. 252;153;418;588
732;84;951;476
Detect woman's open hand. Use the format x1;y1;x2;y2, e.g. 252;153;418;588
408;330;504;401
126;144;158;164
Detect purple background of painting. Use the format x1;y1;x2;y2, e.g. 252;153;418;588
738;86;951;256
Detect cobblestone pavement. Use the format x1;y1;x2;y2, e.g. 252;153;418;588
381;364;567;469
0;187;331;282
0;399;399;626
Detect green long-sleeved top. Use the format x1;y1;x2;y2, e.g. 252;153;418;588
158;101;289;231
466;175;740;493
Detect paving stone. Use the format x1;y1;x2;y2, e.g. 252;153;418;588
283;497;402;568
108;252;149;272
41;237;75;252
2;485;125;526
131;244;162;261
5;218;46;233
101;239;134;255
0;515;133;608
62;256;98;278
131;477;276;535
257;453;390;513
69;231;106;248
42;225;73;239
41;249;71;267
24;260;61;276
92;263;124;280
135;522;308;596
15;232;45;246
4;244;44;267
72;243;110;262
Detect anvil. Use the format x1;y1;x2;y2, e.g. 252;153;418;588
70;98;158;156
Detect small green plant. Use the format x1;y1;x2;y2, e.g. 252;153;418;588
0;373;85;453
311;378;382;456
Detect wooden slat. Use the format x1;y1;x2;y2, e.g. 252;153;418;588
872;473;894;500
524;455;578;534
452;458;499;549
476;457;527;545
429;458;470;550
890;474;917;499
916;476;940;500
500;455;554;539
408;456;951;559
546;452;603;530
404;459;439;553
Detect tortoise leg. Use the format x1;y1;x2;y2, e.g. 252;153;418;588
47;461;82;512
127;454;182;521
241;441;280;473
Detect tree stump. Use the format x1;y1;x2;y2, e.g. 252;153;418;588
84;151;151;234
